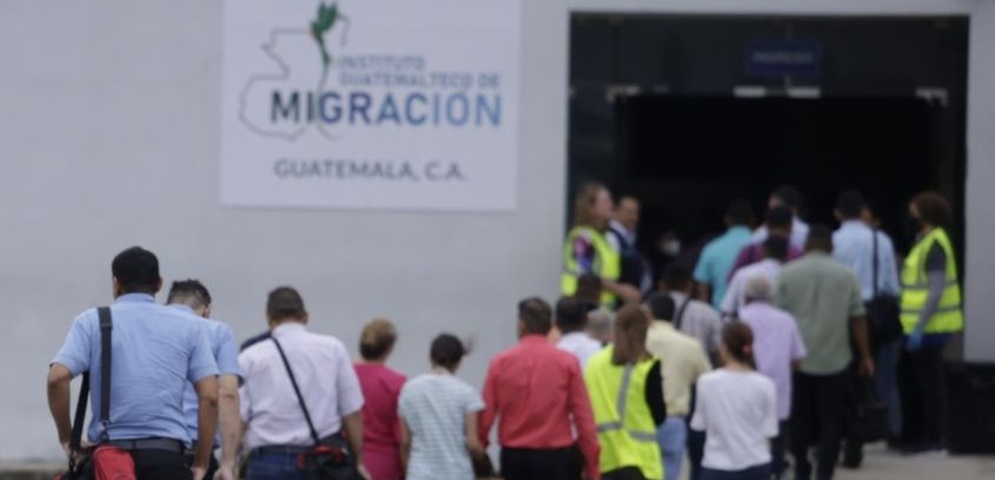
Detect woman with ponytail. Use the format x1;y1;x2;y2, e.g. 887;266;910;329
690;322;778;480
354;319;407;480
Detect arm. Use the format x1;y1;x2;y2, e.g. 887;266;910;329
567;361;601;480
643;361;667;426
719;274;740;320
689;382;706;432
478;363;499;448
603;279;642;304
464;412;484;459
879;234;902;296
693;251;713;303
216;374;240;474
193;376;220;471
342;411;365;467
916;244;949;332
398;417;411;470
47;364;74;457
762;381;779;439
847;275;873;375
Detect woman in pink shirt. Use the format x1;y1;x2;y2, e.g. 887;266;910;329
354;319;407;480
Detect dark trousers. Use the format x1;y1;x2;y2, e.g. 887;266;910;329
701;464;771;480
566;444;584;480
898;343;946;446
500;447;572;480
603;466;647;480
770;421;790;479
791;371;848;480
132;449;193;480
183;452;218;480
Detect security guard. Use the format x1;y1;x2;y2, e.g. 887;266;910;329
562;182;640;308
48;247;219;480
898;192;963;453
585;305;666;480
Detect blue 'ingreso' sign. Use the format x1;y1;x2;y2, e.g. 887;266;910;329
745;40;821;77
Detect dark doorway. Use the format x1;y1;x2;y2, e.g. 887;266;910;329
615;95;940;255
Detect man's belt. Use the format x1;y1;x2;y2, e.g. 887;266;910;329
106;438;184;453
251;445;312;456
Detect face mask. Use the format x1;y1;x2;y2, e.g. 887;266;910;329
662;240;681;256
904;215;923;240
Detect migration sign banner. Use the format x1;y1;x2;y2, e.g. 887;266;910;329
220;0;521;211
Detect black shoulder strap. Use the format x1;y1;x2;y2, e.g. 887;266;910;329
69;373;90;454
674;296;693;331
271;337;321;445
872;229;879;298
97;306;113;442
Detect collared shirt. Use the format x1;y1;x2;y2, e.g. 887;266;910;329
556;331;603;370
739;302;807;420
169;305;241;446
645;321;711;417
480;335;600;480
52;294;218;443
722;259;783;317
668;291;723;356
694;226;755;309
754;217;810;251
727;242;804;282
833;220;901;300
774;253;866;375
239;323;364;450
606;219;636;253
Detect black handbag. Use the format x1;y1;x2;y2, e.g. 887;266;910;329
57;307;113;480
866;230;902;347
845;376;890;443
271;337;361;480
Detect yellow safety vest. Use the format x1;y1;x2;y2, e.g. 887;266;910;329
900;228;964;334
585;347;663;480
561;226;621;307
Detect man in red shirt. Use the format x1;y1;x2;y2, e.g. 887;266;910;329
480;297;601;480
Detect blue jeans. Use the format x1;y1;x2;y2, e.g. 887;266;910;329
875;338;902;436
246;452;306;480
656;417;687;480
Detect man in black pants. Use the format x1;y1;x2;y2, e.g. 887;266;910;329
48;247;220;480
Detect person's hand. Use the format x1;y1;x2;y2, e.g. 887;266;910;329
859;356;875;377
616;284;642;304
907;327;924;352
214;463;236;480
466;439;485;459
61;442;73;461
356;464;372;480
191;465;207;480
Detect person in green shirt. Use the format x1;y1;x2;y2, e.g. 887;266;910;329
774;225;873;480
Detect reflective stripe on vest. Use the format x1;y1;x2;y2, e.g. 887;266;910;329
561;226;621;307
899;228;964;334
585;347;663;480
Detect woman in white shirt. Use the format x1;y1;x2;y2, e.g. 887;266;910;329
691;322;778;480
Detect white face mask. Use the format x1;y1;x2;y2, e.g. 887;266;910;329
662;240;681;256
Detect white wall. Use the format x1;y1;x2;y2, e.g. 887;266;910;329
0;0;569;459
0;0;991;461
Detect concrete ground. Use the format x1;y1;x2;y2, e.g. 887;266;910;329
2;447;993;480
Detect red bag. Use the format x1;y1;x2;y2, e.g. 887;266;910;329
92;446;136;480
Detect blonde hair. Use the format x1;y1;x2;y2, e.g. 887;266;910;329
573;182;609;230
359;318;397;361
612;304;650;365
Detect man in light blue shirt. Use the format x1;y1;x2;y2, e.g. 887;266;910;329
694;199;755;309
167;280;241;480
48;247;219;480
832;191;901;468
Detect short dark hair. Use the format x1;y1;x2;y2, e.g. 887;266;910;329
430;333;467;370
112;247;160;294
772;185;804;211
167;279;212;310
837;190;866;219
267;286;306;321
763;236;789;261
661;264;692;292
911;191;952;227
518;297;553;335
555;297;589;333
725;199;754;227
645;292;676;322
805;224;834;253
765;206;793;230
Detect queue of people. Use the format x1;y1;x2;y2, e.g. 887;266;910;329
44;184;963;480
